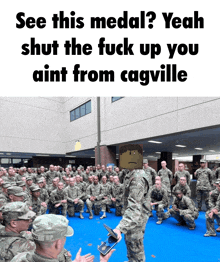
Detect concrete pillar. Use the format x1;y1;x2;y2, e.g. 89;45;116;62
174;159;179;173
157;152;173;171
95;145;116;167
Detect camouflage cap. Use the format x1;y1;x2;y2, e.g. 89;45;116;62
17;181;26;187
26;176;33;181
200;159;206;163
32;214;74;241
36;178;44;184
29;185;41;192
2;202;35;220
2;183;12;189
7;186;25;196
143;159;148;164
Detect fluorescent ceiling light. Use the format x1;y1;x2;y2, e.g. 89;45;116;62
155;152;161;154
66;155;76;158
173;153;179;155
195;148;203;150
36;154;50;156
175;145;186;148
6;153;11;155
148;140;162;144
209;150;215;152
91;157;95;158
147;155;154;157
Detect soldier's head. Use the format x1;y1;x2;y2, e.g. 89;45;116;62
161;161;167;169
30;185;41;198
27;167;32;173
178;163;185;172
17;181;26;191
88;176;93;183
175;190;183;200
102;176;107;184
2;202;35;233
86;168;90;174
52;177;59;187
54;166;58;171
215;180;220;191
49;165;55;172
19;167;25;175
143;159;149;168
119;144;143;170
93;175;99;185
115;167;119;173
69;166;72;171
57;182;64;191
92;166;96;171
32;214;73;259
108;166;113;172
2;183;11;194
37;179;44;188
65;178;70;185
200;159;206;168
114;176;119;184
69;177;75;187
155;176;161;182
22;176;26;183
179;177;187;186
40;166;45;173
89;166;93;171
109;175;114;183
73;167;76;171
77;168;82;175
42;177;47;186
8;168;15;177
8;186;25;202
76;175;81;183
155;181;162;190
97;164;101;170
26;176;33;186
101;165;106;171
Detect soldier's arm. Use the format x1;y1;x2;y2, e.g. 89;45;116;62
77;187;85;200
186;171;191;186
180;197;194;215
44;190;49;204
50;192;61;204
208;169;212;185
168;169;173;183
116;176;145;234
86;185;92;199
11;252;33;262
96;186;104;200
11;239;36;257
186;185;191;198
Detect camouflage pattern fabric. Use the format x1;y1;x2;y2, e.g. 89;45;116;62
158;168;173;195
143;166;157;187
174;170;191;186
172;183;191;197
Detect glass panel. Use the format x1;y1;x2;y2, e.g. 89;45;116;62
86;101;91;114
81;104;86;116
75;107;80;119
70;110;75;121
112;97;122;102
13;159;22;164
1;158;11;164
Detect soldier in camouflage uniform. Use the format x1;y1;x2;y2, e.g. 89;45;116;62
172;177;191;197
170;190;198;230
15;167;27;182
50;182;67;217
65;177;84;219
4;168;16;184
86;175;103;219
143;159;157;187
204;179;220;236
29;185;43;217
215;166;220;180
36;179;49;215
0;202;36;261
16;181;31;206
195;159;212;211
45;165;59;185
99;176;112;219
114;168;149;262
75;175;87;202
1;183;11;203
174;163;191;186
25;176;34;195
111;176;124;216
158;161;173;203
150;180;169;224
7;186;26;203
99;165;107;181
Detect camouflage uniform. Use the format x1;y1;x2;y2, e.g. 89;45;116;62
64;185;84;216
75;182;87;202
158;167;173;197
39;187;49;214
50;188;67;216
215;167;220;180
99;170;107;181
195;167;212;209
143;166;157;187
100;183;112;212
172;183;191;197
116;169;149;262
45;170;59;185
170;195;198;228
86;183;103;215
111;183;124;216
174;170;191;186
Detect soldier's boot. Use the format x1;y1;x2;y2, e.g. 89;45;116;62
198;206;202;211
204;232;217;237
89;210;93;219
216;227;220;232
176;221;186;226
156;219;162;225
100;211;106;219
106;205;112;213
79;212;84;219
149;211;153;217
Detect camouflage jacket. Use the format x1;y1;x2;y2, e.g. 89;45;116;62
150;187;168;206
143;166;157;187
39;188;49;204
172;183;191;197
172;195;195;215
50;189;67;205
45;171;58;185
215;167;220;180
64;185;83;202
110;183;124;201
116;169;149;234
195;167;212;191
75;182;87;198
208;188;220;209
100;183;112;198
0;229;35;261
86;183;103;200
174;170;191;185
47;185;57;196
30;196;42;216
158;168;173;189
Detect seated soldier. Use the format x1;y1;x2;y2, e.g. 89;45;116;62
100;176;112;219
50;182;67;217
170;190;198;230
86;175;103;219
172;177;191;197
7;186;26;203
111;176;124;216
150;180;169;224
65;177;84;219
204;179;220;237
29;185;43;217
36;178;49;215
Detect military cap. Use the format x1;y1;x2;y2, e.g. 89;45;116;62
29;185;40;192
32;214;74;241
143;159;148;164
2;183;12;189
200;159;206;163
16;181;26;187
19;167;25;172
36;178;44;183
7;186;25;196
175;189;183;195
26;176;33;181
2;202;35;220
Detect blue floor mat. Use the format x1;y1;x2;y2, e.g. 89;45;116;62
64;208;220;262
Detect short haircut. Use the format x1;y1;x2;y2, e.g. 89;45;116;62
119;144;143;155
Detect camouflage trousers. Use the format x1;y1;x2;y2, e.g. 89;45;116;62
155;204;166;220
205;212;220;234
67;200;84;216
53;203;67;216
41;205;47;215
196;190;210;209
170;209;195;228
124;223;147;262
101;198;112;212
86;199;102;214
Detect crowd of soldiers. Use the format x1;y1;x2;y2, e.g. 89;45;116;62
0;158;220;261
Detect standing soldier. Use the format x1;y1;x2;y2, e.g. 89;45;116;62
158;161;173;204
50;182;67;217
174;163;191;186
45;165;58;185
143;159;157;187
111;176;124;216
195;159;212;211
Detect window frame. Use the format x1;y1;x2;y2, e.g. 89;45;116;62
70;100;92;122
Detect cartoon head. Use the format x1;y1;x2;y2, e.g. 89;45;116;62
119;144;143;170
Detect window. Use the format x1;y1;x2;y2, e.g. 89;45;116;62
111;97;123;102
70;100;91;122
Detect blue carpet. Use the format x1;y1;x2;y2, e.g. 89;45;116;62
63;208;220;262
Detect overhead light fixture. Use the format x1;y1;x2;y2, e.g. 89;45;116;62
155;152;161;154
147;155;154;157
6;153;11;155
91;157;95;158
195;148;203;150
175;145;186;148
36;154;50;156
148;140;162;144
65;155;76;158
209;150;215;152
173;153;179;155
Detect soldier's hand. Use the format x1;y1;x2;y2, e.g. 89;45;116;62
100;249;116;262
29;206;33;210
61;200;67;203
55;203;61;208
74;199;79;204
113;228;122;242
74;248;94;262
213;208;218;214
208;212;213;218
